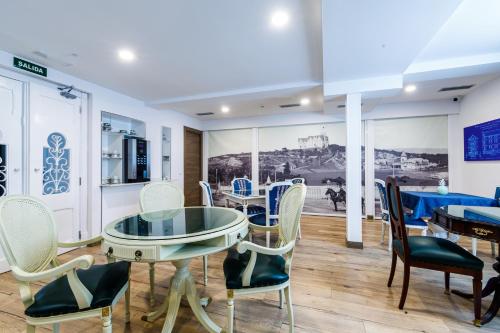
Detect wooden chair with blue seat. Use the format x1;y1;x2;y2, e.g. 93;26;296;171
375;179;428;251
290;178;305;184
249;181;302;247
0;195;130;333
223;183;307;333
385;177;484;327
471;186;500;257
231;177;266;216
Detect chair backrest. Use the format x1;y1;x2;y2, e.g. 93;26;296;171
375;179;390;218
385;177;410;259
495;187;500;202
0;196;58;273
291;178;305;184
140;182;184;212
277;184;307;250
199;181;214;207
266;181;293;218
231;177;252;196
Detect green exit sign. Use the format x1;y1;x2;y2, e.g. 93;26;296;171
13;57;47;77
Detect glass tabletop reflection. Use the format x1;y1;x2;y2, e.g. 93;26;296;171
105;207;242;240
440;205;500;225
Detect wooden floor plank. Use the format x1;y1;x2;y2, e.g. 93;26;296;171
0;215;499;332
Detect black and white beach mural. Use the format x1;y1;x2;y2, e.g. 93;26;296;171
374;116;449;215
258;123;362;215
208;129;253;206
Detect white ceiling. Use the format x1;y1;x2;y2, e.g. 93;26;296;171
0;0;500;120
0;0;322;101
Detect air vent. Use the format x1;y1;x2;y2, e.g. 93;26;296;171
196;112;214;116
337;104;345;109
279;103;301;108
439;84;474;92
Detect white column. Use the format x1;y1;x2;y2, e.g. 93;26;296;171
364;120;375;218
345;93;363;247
201;131;210;206
251;128;259;194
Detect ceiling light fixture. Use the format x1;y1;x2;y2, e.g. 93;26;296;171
118;49;136;62
221;106;230;113
300;97;310;106
404;84;416;93
271;10;290;28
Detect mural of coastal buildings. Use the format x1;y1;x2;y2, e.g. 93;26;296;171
374;116;449;215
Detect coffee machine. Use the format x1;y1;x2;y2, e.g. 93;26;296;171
123;138;151;183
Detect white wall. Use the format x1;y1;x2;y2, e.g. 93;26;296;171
453;77;500;197
0;50;202;238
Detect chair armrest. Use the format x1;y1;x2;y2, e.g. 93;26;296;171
248;223;279;232
11;255;94;309
58;235;103;248
237;240;295;256
236;240;295;287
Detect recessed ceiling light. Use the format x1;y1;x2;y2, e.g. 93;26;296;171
300;97;310;106
271;10;289;28
221;106;230;113
404;84;416;93
118;49;136;62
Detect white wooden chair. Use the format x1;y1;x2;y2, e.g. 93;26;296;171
231;177;266;216
223;183;306;333
249;181;302;247
140;182;208;307
0;195;130;333
375;179;428;251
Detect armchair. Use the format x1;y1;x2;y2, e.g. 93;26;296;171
0;195;129;333
223;183;306;333
231;177;265;216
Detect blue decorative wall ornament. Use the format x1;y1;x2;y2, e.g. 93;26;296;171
464;118;500;161
0;144;6;197
43;132;70;195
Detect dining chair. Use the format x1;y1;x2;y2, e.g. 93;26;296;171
248;181;302;247
375;179;428;251
385;177;484;326
470;186;500;257
0;195;130;333
223;183;306;333
231;177;265;216
140;182;209;306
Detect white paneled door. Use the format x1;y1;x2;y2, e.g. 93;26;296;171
29;82;84;248
0;75;24;272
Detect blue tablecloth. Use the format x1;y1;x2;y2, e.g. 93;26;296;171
401;191;499;219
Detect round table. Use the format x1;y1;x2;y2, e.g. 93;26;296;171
102;207;248;333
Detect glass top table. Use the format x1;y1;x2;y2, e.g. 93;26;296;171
105;207;241;240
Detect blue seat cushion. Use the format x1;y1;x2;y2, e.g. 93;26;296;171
393;236;484;271
235;204;265;216
223;247;289;289
25;261;130;318
404;214;427;228
248;213;278;226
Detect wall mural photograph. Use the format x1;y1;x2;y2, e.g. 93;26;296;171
374;116;449;215
208;129;252;206
259;123;361;215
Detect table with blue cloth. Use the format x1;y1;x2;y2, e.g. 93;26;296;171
401;191;499;219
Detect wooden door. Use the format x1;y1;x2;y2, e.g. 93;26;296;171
184;127;202;206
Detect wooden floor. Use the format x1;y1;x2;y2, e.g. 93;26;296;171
1;216;499;332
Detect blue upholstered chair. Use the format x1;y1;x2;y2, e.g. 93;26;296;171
231;177;265;216
385;177;483;326
375;179;428;251
249;181;302;247
199;180;214;207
